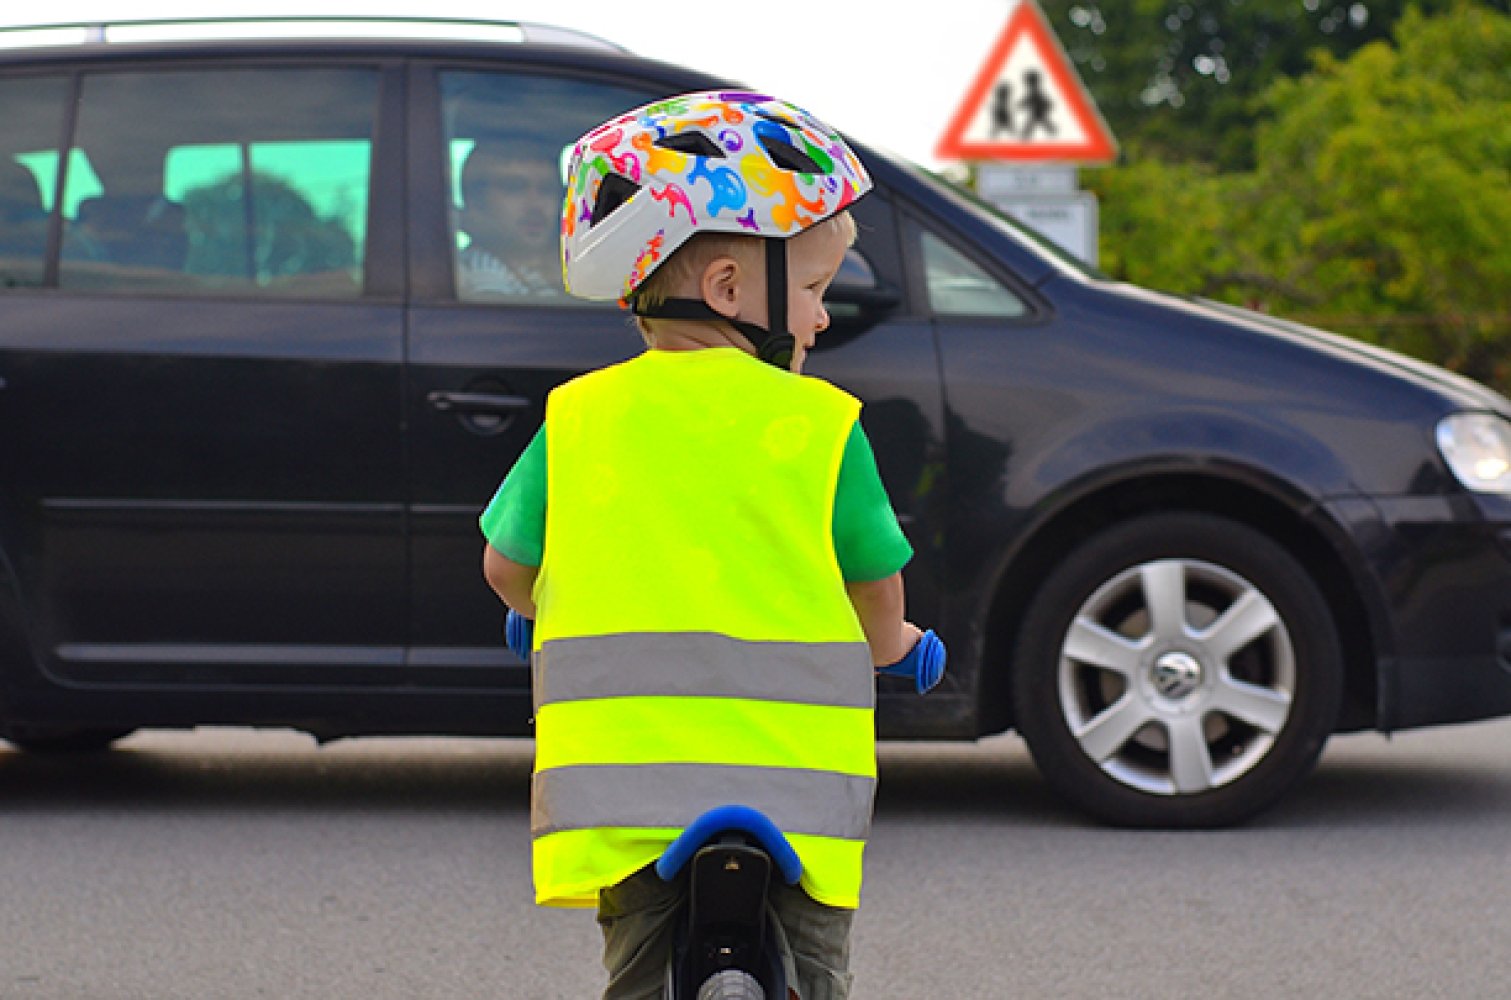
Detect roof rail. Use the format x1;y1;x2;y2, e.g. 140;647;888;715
0;17;627;52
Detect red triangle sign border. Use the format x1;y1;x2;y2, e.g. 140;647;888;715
936;0;1118;163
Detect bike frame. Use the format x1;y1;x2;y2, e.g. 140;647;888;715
657;804;803;999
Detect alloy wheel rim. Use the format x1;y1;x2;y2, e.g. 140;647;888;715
1056;558;1296;796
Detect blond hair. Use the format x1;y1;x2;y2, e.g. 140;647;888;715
633;211;857;344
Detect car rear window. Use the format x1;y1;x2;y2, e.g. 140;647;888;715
55;67;378;299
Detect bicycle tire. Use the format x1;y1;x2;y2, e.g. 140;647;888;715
695;969;765;1000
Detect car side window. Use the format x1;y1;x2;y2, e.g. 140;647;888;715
921;230;1029;319
438;71;659;305
58;68;378;298
0;75;69;290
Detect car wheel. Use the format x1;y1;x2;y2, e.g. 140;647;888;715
4;726;135;754
1011;512;1342;827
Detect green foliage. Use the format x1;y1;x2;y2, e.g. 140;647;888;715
1082;150;1244;294
1083;2;1511;388
1044;0;1509;170
1247;3;1511;382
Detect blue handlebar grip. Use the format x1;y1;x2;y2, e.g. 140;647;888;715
506;610;534;662
878;629;946;694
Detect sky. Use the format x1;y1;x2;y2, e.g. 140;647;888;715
1;0;1018;169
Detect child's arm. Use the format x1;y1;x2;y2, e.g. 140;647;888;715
483;543;540;619
846;572;924;667
479;424;546;619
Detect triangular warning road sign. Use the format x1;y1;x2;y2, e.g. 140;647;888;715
936;0;1118;163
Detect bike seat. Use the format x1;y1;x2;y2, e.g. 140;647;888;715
656;804;803;885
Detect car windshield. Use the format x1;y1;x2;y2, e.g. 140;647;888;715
866;142;1108;281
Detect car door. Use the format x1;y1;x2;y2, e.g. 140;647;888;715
403;64;667;696
802;187;950;698
898;203;1056;732
0;61;408;696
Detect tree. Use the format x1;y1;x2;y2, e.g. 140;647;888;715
1083;153;1243;293
1083;3;1511;388
1244;3;1511;383
1043;0;1510;169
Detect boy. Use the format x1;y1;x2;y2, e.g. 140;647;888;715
481;92;923;1000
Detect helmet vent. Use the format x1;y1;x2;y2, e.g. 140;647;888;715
590;172;641;227
757;134;823;175
654;132;727;158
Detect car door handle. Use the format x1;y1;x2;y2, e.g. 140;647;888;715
427;390;531;415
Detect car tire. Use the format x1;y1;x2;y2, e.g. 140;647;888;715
1011;512;1342;828
4;726;135;754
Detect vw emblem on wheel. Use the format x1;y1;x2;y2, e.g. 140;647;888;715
1152;651;1204;700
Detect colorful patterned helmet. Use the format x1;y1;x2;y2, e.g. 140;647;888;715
560;90;872;302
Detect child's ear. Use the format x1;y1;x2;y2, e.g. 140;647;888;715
700;256;744;320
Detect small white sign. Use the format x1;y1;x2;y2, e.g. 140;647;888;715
987;193;1099;267
977;164;1079;197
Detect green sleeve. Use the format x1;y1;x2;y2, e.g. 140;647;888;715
479;425;547;567
832;420;914;582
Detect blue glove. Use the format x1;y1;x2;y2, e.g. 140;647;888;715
878;629;946;694
506;609;534;662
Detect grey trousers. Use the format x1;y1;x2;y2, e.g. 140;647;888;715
596;864;855;1000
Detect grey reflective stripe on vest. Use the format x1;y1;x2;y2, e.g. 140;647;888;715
532;762;875;840
534;632;874;710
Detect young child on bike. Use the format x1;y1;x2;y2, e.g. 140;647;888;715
481;91;923;1000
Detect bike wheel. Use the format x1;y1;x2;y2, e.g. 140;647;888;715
696;969;764;1000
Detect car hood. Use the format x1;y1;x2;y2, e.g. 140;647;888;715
1193;297;1511;415
1099;281;1511;417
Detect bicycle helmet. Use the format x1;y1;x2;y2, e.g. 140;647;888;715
561;91;872;367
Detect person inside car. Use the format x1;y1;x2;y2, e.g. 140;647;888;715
454;141;567;300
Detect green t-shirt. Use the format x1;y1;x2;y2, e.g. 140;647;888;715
480;420;912;582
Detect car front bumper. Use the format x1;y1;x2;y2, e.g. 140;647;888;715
1327;493;1511;731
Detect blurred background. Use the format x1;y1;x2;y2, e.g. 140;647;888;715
1048;0;1511;394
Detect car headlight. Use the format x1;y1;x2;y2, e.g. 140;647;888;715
1436;413;1511;493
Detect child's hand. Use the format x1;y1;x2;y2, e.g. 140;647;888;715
899;621;924;659
876;625;947;694
505;609;534;662
873;620;924;668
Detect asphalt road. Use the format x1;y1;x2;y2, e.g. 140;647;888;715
2;721;1509;999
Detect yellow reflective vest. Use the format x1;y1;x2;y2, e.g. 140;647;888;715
530;347;875;909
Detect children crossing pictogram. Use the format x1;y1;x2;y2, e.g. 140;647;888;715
937;0;1117;163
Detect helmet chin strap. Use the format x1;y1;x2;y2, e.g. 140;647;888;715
630;239;795;370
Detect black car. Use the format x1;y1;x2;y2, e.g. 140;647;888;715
3;18;1510;828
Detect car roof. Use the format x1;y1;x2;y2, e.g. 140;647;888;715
0;16;732;95
0;17;626;55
